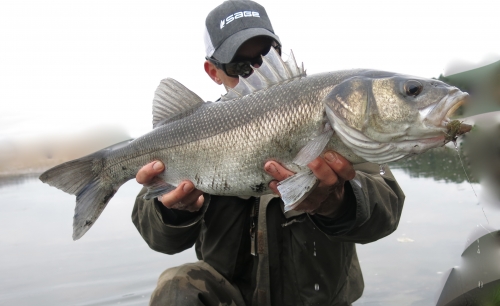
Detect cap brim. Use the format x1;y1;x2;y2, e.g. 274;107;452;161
212;28;280;63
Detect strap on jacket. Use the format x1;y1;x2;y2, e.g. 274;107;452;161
251;194;277;306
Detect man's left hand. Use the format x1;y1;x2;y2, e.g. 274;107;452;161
264;151;356;218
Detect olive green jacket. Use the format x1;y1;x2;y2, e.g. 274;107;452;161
132;163;405;306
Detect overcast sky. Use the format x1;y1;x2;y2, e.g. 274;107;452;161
1;0;499;140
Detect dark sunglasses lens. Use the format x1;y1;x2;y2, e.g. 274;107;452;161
223;44;280;78
225;61;253;77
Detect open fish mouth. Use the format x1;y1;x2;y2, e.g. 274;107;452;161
438;90;472;141
417;88;472;144
423;88;469;128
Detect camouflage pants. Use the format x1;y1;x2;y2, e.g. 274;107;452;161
150;261;247;306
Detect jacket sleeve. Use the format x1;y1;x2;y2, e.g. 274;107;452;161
310;162;405;244
131;187;209;254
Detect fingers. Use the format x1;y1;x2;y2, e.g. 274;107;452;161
264;161;294;181
322;151;356;181
136;161;165;185
296;151;354;215
167;193;205;212
263;152;355;216
264;152;355;195
158;180;204;212
268;180;280;195
305;151;355;188
264;161;294;195
307;157;339;187
136;162;203;212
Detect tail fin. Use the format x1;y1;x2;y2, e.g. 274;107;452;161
40;149;122;240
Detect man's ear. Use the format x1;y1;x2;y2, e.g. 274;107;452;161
204;60;222;85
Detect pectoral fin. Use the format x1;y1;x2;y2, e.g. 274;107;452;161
277;170;319;212
293;124;334;166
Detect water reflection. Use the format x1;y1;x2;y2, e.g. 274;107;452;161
391;111;500;208
391;147;474;184
461;113;500;209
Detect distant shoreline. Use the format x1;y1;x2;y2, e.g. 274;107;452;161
0;126;131;179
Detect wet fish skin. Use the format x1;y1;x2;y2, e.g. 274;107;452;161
40;50;469;240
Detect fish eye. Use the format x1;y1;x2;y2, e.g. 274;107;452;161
404;80;423;97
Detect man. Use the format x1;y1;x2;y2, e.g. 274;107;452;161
133;1;405;305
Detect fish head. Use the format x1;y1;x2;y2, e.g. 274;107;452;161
324;71;470;163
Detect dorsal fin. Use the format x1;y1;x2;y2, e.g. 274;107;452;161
152;78;205;128
220;48;306;101
285;50;301;77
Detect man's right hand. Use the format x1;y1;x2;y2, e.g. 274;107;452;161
136;161;204;212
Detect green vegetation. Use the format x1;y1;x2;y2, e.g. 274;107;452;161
437;60;500;117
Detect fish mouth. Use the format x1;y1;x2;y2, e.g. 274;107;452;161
411;88;470;146
423;88;469;128
389;89;472;159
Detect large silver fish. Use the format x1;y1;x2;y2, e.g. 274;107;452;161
40;49;470;240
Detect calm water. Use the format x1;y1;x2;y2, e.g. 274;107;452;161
1;149;499;305
0;178;197;306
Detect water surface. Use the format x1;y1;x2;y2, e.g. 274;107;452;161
0;178;197;306
1;152;499;305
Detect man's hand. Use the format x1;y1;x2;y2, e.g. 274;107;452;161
136;161;204;212
264;151;356;218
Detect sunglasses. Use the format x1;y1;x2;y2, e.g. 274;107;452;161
207;43;282;78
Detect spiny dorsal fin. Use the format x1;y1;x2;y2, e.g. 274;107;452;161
223;87;242;101
152;78;205;128
285;50;301;77
220;48;306;101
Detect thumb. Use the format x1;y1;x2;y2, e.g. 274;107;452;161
136;161;165;184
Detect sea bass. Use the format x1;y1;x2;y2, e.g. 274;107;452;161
40;49;470;240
